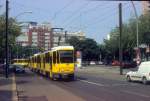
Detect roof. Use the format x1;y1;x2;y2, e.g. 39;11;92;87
51;46;74;51
13;58;28;60
33;52;42;56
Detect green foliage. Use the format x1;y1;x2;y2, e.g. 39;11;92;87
67;37;100;61
102;14;150;61
11;45;41;59
0;15;21;60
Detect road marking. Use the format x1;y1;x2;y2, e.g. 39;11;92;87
12;73;18;101
122;90;150;98
78;79;139;87
78;79;105;87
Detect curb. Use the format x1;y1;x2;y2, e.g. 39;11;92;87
12;73;18;101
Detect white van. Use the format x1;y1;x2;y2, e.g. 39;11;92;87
126;61;150;84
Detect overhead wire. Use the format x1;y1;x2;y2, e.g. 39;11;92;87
11;0;139;33
82;1;105;14
66;2;129;37
61;1;90;27
63;2;116;30
64;4;120;31
51;0;75;21
86;2;139;42
88;2;136;30
67;2;135;31
11;1;55;21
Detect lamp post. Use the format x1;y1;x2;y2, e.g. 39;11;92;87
131;1;140;64
14;11;32;20
14;11;32;61
131;1;139;48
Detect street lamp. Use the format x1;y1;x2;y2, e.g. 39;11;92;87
131;1;139;48
131;1;140;64
14;11;32;60
14;11;32;20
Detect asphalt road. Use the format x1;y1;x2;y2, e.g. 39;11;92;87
15;68;150;101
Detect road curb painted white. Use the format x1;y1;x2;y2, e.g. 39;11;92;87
12;73;18;101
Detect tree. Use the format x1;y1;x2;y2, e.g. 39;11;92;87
103;13;150;61
66;36;80;50
67;37;100;62
0;15;21;62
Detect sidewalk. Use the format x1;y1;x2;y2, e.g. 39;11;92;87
0;73;18;101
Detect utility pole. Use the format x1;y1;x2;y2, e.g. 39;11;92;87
5;0;9;78
51;28;63;47
119;3;123;75
58;36;61;46
65;31;67;43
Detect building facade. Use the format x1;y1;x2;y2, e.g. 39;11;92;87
51;29;85;47
142;1;150;15
16;22;52;50
16;22;85;51
28;23;51;50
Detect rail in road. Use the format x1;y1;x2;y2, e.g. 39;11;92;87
15;69;150;101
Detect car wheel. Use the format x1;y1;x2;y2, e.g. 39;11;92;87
142;77;147;85
126;76;131;82
51;73;56;81
70;74;75;81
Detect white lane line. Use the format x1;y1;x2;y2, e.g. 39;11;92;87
78;79;105;87
78;79;138;87
122;90;150;98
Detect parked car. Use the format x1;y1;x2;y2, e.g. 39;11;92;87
14;66;25;73
122;61;137;68
90;61;96;65
112;60;137;68
112;60;120;66
126;61;150;84
9;64;16;73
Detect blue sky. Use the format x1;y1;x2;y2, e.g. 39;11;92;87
0;0;141;43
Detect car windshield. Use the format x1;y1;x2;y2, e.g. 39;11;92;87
59;50;74;63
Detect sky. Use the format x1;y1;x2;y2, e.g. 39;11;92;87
0;0;142;43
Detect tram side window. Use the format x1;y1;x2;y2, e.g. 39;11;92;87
49;55;52;65
43;56;46;64
45;53;49;63
57;51;59;63
35;57;37;63
37;56;40;63
32;58;34;64
53;51;56;64
33;58;35;63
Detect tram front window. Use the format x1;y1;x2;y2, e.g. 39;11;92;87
59;50;73;63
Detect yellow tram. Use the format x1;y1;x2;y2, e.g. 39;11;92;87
28;46;75;80
12;58;29;68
